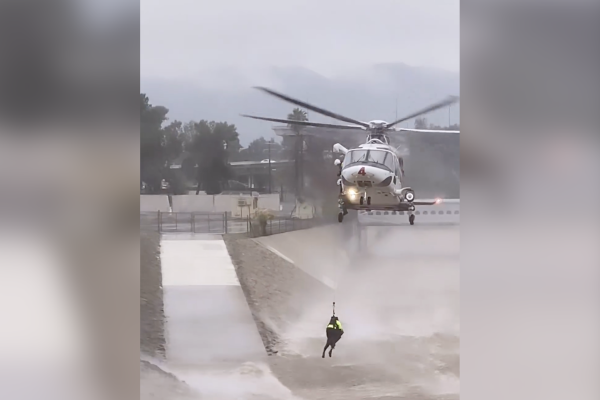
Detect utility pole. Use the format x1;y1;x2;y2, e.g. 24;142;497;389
295;135;303;199
300;136;304;192
293;135;299;198
268;140;272;194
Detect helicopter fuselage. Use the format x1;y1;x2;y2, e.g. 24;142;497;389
337;143;410;209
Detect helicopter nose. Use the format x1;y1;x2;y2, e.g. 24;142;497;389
342;166;370;182
342;166;390;186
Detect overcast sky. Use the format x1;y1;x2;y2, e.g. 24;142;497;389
141;0;459;81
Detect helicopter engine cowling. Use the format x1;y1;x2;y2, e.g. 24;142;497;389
333;143;348;154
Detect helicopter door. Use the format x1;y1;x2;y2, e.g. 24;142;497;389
393;156;402;186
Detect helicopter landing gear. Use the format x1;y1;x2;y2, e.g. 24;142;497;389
337;199;348;223
338;208;348;223
408;213;415;225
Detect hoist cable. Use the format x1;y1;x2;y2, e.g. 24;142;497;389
330;249;350;317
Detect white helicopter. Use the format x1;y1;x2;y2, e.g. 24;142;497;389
242;87;459;225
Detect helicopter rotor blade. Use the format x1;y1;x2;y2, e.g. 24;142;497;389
254;87;370;128
241;115;365;130
385;96;459;129
395;127;460;134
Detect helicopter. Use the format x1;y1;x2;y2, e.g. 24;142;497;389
241;87;459;225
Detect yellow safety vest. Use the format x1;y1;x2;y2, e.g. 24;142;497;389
327;320;343;330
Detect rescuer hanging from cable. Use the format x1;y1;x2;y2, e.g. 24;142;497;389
322;303;344;358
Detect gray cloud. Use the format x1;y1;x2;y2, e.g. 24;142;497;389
141;0;459;81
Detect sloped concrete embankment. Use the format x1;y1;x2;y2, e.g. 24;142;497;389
223;233;333;356
141;229;166;357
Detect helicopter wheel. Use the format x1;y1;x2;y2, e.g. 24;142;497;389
409;214;415;225
367;196;371;205
338;212;344;223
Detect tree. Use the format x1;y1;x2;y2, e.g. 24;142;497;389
427;122;460;131
140;94;192;194
247;137;268;157
140;94;245;195
286;108;308;198
163;120;184;163
414;117;459;131
236;137;283;162
161;120;188;194
415;117;428;129
187;120;241;194
180;121;197;152
283;108;308;150
211;121;242;155
287;108;308;129
140;93;169;193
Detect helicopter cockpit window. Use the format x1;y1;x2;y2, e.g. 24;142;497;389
344;150;368;166
367;150;395;170
344;149;395;171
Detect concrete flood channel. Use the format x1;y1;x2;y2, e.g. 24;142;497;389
141;219;459;400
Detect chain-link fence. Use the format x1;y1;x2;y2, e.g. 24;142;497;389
140;211;325;236
247;217;324;238
140;212;238;234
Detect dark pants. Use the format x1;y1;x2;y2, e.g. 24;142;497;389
322;328;343;357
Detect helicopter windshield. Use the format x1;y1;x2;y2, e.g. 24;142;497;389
344;149;396;171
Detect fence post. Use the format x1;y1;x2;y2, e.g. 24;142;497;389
224;212;228;234
157;210;161;232
191;213;195;233
175;212;178;231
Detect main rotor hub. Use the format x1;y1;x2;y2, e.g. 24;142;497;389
369;120;388;128
367;133;389;144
